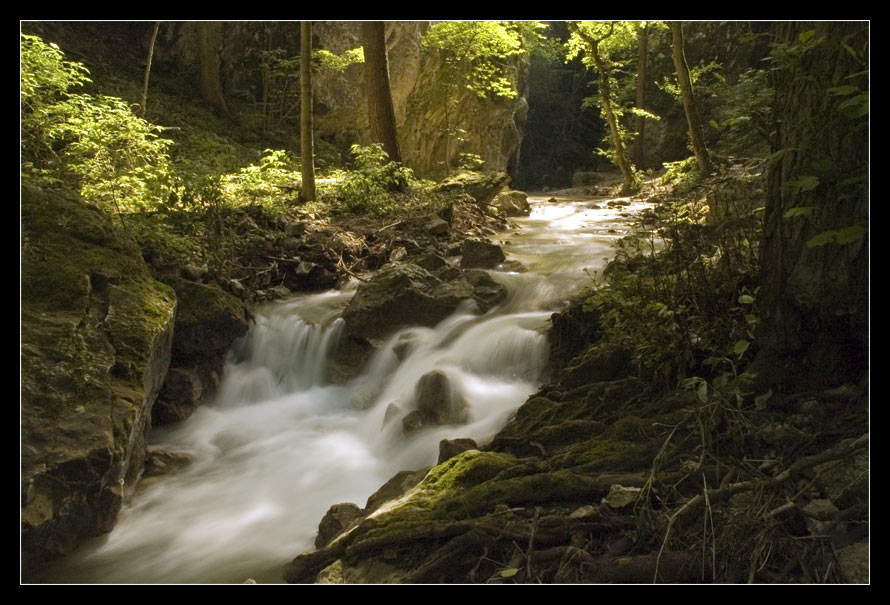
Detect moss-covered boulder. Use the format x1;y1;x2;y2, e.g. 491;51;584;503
341;260;507;346
434;171;511;206
152;276;250;424
21;187;177;575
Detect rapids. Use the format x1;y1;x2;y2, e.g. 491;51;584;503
40;193;651;584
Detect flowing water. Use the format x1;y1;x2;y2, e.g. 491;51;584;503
40;193;652;584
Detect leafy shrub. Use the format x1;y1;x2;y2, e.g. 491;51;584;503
21;33;173;212
337;144;416;217
218;149;301;208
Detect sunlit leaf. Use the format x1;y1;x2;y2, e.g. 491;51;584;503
733;340;749;356
737;294;754;304
499;567;519;578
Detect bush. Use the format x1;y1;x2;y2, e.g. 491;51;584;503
21;33;173;212
337;144;416;217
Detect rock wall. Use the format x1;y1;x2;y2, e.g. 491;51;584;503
21;187;177;575
159;21;530;178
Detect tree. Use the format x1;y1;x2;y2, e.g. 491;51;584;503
198;22;231;118
755;21;868;388
361;21;402;164
422;20;533;174
632;22;649;169
140;21;161;116
669;21;712;175
300;20;316;202
566;21;638;193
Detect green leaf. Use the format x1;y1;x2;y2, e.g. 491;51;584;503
754;389;773;411
798;30;815;43
827;85;859;96
733;340;749;357
696;380;708;403
737;294;755;304
835;224;866;245
787;175;820;193
806;230;837;248
499;567;520;578
783;206;816;218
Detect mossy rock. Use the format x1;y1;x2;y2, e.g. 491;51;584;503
21;187;177;576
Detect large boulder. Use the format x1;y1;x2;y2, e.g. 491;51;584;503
460;239;506;269
435;171;511;207
152;277;250;425
491;189;531;217
341;259;506;346
21;187;177;575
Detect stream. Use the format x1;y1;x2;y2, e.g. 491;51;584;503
41;192;652;584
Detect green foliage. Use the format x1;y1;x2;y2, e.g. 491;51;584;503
314;47;365;72
218;149;301;208
583;174;763;390
336;144;417;217
21;33;173;212
423;21;528;100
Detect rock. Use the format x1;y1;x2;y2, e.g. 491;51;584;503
180;263;205;282
342;261;506;345
21;187;177;575
269;284;293;299
283;260;338;292
410;252;448;272
285;221;307;238
383;403;403;427
602;485;642;509
415;370;469;426
425;217;450;236
152;367;203;425
815;449;868;509
438;438;478;464
558;340;632;389
364;468;430;514
836;541;869;583
143;449;192;478
460;239;506;269
491;189;531;217
435;171;511;206
316;503;364;548
401;410;426;434
498;259;527;273
802;498;839;536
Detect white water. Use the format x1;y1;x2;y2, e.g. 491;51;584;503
41;193;651;584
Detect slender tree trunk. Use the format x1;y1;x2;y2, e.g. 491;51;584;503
670;21;711;175
755;21;868;388
198;22;231;118
590;47;635;192
300;21;316;203
632;22;648;169
140;21;161;116
361;21;402;164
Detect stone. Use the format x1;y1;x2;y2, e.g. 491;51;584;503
602;484;642;509
283;260;338;292
315;503;364;548
383;403;403;427
836;541;869;583
438;438;478;464
402;410;425;434
491;190;531;217
342;261;506;346
152;367;203;425
425;217;450;236
364;468;431;514
460;239;506;269
143;449;192;478
21;186;177;575
415;370;469;426
435;171;511;206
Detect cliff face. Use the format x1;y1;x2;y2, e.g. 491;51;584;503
312;21;530;178
21;187;177;576
158;21;529;178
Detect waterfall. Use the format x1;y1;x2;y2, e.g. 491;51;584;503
41;194;652;584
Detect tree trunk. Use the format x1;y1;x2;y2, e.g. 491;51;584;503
632;22;648;169
140;21;161;116
756;21;868;388
670;21;711;175
361;21;402;164
198;22;231;119
590;47;635;192
300;21;317;203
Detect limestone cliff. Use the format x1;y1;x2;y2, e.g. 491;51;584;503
21;187;177;576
